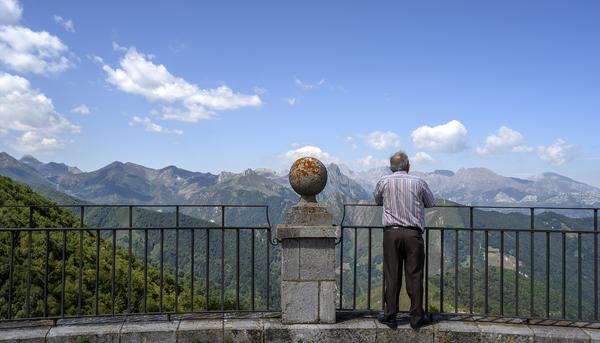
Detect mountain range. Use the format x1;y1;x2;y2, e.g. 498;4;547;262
2;152;598;218
2;151;599;320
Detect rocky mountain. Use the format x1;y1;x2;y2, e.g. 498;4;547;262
20;155;82;178
1;152;599;223
347;166;600;208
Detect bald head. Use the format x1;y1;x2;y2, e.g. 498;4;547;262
390;151;410;172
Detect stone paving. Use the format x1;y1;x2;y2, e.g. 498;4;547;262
2;312;600;342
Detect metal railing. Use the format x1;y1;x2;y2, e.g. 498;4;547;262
337;204;600;323
0;204;278;321
2;202;599;324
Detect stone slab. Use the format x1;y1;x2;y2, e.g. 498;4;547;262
281;239;300;281
120;320;179;343
47;323;123;343
280;203;335;226
276;225;340;239
530;325;590;343
177;319;223;343
319;281;337;323
281;281;319;324
224;319;263;343
299;238;336;280
0;326;51;343
375;319;434;343
433;321;482;343
477;322;534;343
264;318;377;343
583;328;600;343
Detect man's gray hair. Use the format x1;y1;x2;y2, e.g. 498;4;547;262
390;151;410;172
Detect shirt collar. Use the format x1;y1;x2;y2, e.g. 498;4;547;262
393;171;408;175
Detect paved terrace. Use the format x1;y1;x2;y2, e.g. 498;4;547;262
3;312;600;343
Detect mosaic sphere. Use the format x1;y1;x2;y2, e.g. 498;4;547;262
288;157;328;198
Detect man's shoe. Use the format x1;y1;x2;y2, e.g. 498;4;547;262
410;317;431;331
377;315;397;327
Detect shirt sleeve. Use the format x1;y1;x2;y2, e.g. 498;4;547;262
373;179;384;205
421;181;435;208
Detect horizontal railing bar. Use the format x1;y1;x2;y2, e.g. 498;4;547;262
0;310;281;323
339;226;595;234
342;203;598;211
0;204;269;208
0;226;271;231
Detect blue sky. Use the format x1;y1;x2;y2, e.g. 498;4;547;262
1;0;599;186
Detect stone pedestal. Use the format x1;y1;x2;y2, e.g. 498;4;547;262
277;203;340;324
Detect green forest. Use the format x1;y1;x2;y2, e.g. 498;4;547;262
2;174;597;322
0;176;272;319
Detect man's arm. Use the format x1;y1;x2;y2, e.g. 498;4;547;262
421;181;435;208
373;179;384;205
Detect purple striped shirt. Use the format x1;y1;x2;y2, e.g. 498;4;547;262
373;171;435;231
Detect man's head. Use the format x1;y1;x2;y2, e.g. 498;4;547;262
390;151;410;172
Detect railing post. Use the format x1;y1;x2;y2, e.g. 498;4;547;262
277;157;340;324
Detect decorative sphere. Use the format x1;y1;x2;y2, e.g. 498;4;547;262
289;157;328;199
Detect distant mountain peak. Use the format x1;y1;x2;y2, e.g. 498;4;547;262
432;169;455;177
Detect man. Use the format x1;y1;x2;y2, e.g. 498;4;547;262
374;151;434;330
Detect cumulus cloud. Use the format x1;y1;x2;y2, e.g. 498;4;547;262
411;120;468;153
362;131;401;150
130;116;183;135
70;104;90;115
13;131;66;153
0;72;78;152
284;97;296;106
0;25;73;75
0;0;21;25
476;126;532;155
537;139;576;166
411;151;434;164
282;145;338;164
101;46;262;122
356;155;387;168
53;15;75;33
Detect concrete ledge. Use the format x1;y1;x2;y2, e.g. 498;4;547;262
2;315;600;342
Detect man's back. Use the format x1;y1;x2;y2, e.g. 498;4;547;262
373;171;435;231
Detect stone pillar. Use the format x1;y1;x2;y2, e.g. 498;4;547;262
276;157;340;324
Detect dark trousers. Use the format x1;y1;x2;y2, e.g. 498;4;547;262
383;228;425;325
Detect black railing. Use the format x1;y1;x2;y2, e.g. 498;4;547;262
0;204;277;321
2;203;599;323
337;204;600;323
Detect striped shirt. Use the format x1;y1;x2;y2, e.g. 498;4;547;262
373;171;435;231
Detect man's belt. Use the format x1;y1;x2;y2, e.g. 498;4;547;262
384;225;422;232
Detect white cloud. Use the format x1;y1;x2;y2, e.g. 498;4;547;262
70;104;90;115
130;116;183;135
282;145;338;164
13;131;65;153
411;151;434;164
411;120;468;153
344;136;358;150
295;78;325;91
252;86;267;95
362;131;401;150
284;97;296;106
0;72;78;152
0;72;79;134
53;15;75;33
537;139;575;166
0;0;22;25
0;25;73;75
356;155;387;168
101;46;262;122
476;126;532;155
